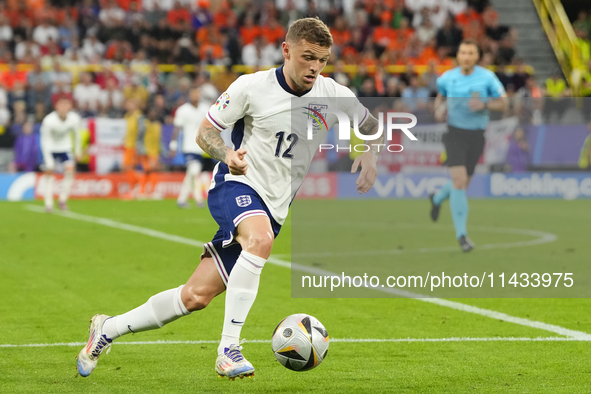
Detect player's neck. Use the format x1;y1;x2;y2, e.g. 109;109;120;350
461;66;476;76
282;66;306;94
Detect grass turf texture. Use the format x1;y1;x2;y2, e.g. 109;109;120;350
0;199;590;393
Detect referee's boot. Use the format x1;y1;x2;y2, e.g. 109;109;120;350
458;235;475;252
428;193;441;222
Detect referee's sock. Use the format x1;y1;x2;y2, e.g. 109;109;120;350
450;188;469;239
433;180;452;206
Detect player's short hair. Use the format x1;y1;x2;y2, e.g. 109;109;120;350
458;38;481;56
286;17;333;48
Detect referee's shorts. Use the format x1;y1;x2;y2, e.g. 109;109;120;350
441;125;485;176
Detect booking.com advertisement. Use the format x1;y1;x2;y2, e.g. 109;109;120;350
289;97;591;299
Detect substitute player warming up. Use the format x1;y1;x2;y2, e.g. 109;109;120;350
430;39;507;252
40;97;83;212
76;17;384;380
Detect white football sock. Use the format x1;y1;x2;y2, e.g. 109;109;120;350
102;285;190;340
59;171;74;203
177;169;192;205
218;251;266;355
189;161;203;205
44;175;54;209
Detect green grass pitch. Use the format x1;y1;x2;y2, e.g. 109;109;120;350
1;199;591;393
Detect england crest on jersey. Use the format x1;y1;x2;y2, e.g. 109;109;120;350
236;195;252;207
303;104;328;135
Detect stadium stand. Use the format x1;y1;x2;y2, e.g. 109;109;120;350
0;0;539;173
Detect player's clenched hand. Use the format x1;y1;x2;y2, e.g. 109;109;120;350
227;148;248;175
351;152;378;194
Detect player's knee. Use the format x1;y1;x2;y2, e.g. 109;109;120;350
242;232;274;258
182;289;213;312
452;178;467;189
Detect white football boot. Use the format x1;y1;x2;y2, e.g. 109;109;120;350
215;343;255;380
76;314;113;377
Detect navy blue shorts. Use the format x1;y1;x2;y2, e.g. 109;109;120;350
52;152;74;164
202;163;281;285
184;153;203;163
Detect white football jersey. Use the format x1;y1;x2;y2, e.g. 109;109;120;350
207;66;368;225
40;111;83;155
173;101;209;154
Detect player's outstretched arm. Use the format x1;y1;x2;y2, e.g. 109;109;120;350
196;118;248;175
351;113;382;194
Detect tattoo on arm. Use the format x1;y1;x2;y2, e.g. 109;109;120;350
197;123;230;163
358;113;380;136
357;113;384;160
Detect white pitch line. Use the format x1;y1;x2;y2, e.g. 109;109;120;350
2;336;590;348
24;205;591;340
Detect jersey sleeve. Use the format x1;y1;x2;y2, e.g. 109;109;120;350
487;72;506;98
335;83;369;128
436;73;448;97
206;75;251;132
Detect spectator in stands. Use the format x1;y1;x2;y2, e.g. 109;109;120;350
261;17;286;46
329;59;350;88
174;34;199;64
167;1;191;30
166;65;192;96
0;60;27;91
496;33;516;64
46;62;72;94
33;19;59;46
123;74;149;109
74;72;101;117
575;28;591;64
416;16;437;45
194;70;218;102
436;16;463;54
483;8;509;42
506;127;530;172
357;78;377;98
240;15;260;46
573;10;591;39
544;71;571;122
423;60;439;96
14;121;38;172
0;16;13;42
447;0;468;16
402;75;429;112
81;32;105;62
512;59;530;91
241;35;280;67
515;75;543;126
373;11;395;55
99;0;126;28
99;77;125;118
15;37;41;61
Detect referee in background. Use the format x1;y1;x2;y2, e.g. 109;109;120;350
429;39;507;252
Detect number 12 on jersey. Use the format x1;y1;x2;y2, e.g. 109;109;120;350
275;131;298;159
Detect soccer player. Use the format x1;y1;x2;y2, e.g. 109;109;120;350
40;97;83;212
170;87;209;208
77;17;383;379
429;39;507;252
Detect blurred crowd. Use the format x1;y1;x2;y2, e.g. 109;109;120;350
0;0;585;173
